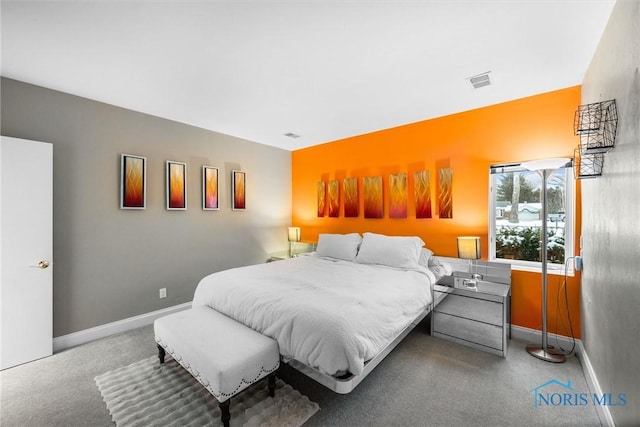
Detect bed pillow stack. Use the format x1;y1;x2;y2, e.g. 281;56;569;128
355;232;425;269
316;233;363;261
419;247;434;268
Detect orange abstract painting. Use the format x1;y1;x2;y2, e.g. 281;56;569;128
120;154;146;209
438;168;453;218
343;177;359;217
167;161;187;210
202;166;219;210
364;176;383;218
232;170;246;210
414;170;432;219
317;181;326;217
328;180;339;217
389;173;407;218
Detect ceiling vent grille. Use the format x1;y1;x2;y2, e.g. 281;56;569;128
283;132;301;139
469;72;491;89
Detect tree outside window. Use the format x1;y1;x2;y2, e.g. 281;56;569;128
490;165;573;269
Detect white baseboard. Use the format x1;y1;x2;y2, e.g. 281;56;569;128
53;302;192;353
511;325;613;427
575;340;615;427
511;324;579;352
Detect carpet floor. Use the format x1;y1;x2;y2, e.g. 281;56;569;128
1;317;602;426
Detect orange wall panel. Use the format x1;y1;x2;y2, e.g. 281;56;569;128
292;86;582;337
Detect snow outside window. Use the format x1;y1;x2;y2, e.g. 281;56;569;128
489;163;575;274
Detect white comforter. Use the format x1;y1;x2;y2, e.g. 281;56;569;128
192;255;434;376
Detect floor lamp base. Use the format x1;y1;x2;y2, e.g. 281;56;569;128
526;344;566;363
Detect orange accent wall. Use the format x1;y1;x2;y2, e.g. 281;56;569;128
292;86;582;338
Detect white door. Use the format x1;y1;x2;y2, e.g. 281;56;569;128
0;136;53;370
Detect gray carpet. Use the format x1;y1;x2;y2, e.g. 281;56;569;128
1;318;602;426
279;320;602;427
95;357;318;426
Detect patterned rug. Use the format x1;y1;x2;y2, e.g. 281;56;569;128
95;356;319;426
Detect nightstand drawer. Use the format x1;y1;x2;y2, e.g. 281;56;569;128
433;312;503;350
434;294;502;326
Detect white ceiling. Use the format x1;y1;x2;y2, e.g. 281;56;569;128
1;1;616;151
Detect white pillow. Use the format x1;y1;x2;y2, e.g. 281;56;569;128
419;248;434;268
355;232;425;269
316;233;362;261
429;257;453;278
428;254;442;267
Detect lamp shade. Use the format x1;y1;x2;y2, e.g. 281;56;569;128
457;236;481;260
288;227;301;242
521;157;570;172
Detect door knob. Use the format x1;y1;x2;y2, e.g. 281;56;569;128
36;260;50;269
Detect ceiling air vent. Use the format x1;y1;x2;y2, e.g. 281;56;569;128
468;72;491;89
283;132;301;139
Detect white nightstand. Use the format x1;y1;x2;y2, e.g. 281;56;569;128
431;262;511;357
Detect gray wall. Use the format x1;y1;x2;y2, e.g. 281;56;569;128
580;1;640;425
1;78;292;337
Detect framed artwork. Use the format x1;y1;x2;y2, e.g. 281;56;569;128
389;172;408;218
120;154;146;210
363;176;383;218
414;170;432;219
343;177;359;217
317;181;326;217
438;167;453;218
232;170;246;210
202;166;219;210
166;160;187;210
327;179;339;217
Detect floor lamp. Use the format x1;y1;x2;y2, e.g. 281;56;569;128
522;158;569;363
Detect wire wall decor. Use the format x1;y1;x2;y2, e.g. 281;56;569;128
574;147;605;179
573;99;618;179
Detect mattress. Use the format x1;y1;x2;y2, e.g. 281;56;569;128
192;254;436;376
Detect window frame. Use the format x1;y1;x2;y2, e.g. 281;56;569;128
489;161;575;276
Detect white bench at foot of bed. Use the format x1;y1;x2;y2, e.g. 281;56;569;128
154;306;280;427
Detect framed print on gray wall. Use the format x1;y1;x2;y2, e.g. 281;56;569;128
202;166;219;210
166;160;187;210
120;154;146;209
232;170;246;210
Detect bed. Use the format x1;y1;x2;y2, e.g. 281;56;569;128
192;232;451;393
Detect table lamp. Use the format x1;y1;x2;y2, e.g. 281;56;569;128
288;227;301;257
457;236;481;279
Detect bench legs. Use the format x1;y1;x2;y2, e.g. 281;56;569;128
268;372;276;397
218;372;277;427
220;399;231;427
155;343;277;427
157;344;166;364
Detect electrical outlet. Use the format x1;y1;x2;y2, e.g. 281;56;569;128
575;256;583;271
159;288;167;299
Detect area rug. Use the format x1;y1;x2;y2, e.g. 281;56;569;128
95;356;319;427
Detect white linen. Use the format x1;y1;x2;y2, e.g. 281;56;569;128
355;232;425;269
315;233;362;261
419;248;434;268
192;255;434;377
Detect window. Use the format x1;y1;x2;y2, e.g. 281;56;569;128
489;162;575;273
